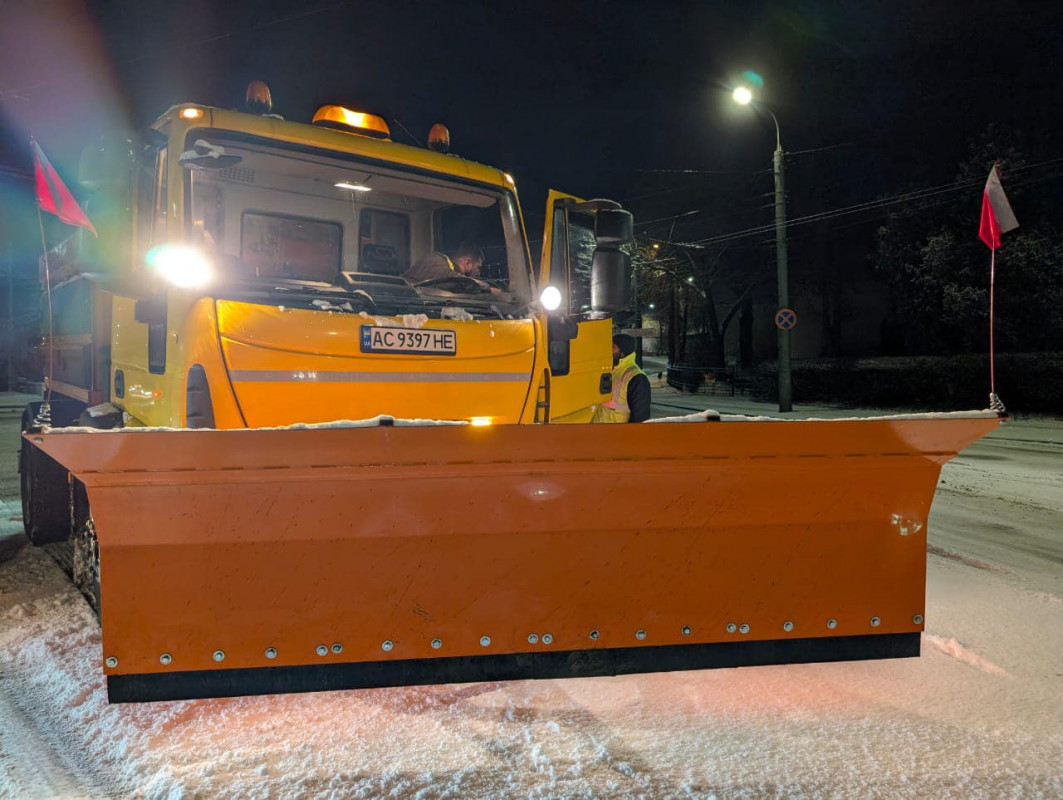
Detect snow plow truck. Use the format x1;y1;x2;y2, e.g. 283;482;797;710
20;83;1003;702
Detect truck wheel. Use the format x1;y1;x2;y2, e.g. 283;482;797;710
19;406;73;546
72;519;101;618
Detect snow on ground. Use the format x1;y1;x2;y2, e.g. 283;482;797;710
1;399;1061;798
1;543;1060;799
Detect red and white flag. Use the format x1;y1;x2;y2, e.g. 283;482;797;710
978;163;1018;250
31;138;97;237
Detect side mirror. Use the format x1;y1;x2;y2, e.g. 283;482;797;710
590;209;633;314
591;249;631;314
546;315;578;342
546;314;578;376
595;208;633;247
134;297;167;325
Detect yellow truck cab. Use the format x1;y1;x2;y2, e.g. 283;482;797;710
21;83;634;545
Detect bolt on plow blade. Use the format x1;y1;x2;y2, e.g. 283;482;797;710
28;412;1001;702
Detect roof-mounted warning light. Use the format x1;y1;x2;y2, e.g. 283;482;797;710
312;105;391;140
245;81;273;115
427;123;450;153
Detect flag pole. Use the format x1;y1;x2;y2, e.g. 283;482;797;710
989;244;996;397
979;160;1014;415
987;243;1005;413
35;205;54;426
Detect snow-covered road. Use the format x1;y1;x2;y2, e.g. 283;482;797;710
1;406;1060;799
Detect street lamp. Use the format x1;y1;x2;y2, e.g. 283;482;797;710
733;85;792;412
732;86;752;106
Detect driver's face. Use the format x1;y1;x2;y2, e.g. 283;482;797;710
456;256;482;276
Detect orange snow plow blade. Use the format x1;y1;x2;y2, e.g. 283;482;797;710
28;412;1002;702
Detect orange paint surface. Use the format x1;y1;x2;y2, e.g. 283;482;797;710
31;415;1001;680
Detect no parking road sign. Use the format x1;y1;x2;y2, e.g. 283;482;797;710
775;308;797;331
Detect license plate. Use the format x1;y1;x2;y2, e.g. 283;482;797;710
360;325;456;355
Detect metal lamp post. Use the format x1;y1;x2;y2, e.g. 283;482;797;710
734;87;792;412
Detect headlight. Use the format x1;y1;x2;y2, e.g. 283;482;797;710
539;285;562;311
146;245;213;289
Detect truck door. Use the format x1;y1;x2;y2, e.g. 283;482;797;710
538;191;614;423
110;140;170;424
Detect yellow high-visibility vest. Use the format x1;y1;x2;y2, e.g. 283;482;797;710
592;351;645;423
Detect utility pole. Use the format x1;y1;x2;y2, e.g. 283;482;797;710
773;138;792;412
734;87;793;413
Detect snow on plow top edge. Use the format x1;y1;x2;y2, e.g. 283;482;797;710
34;409;1002;434
649;409;1001;424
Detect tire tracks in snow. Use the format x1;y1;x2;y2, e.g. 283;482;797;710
421;680;700;797
922;635;1011;677
927;544;1013;576
0;547;127;799
0;672;114;798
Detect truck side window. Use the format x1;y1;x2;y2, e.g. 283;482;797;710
135;146;168;256
134;145;167;374
567;212;595;315
154;147;168;244
135;151;155;258
551;206;595;316
550;203;567;290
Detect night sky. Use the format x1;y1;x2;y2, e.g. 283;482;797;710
2;0;1061;257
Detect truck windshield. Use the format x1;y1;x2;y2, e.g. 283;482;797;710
184;133;530;309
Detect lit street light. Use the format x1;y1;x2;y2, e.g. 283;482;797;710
733;84;792;412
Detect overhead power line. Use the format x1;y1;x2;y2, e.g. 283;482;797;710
641;155;1063;248
633;168;766;175
692;168;1063;248
633;154;1063;236
785;142;856;157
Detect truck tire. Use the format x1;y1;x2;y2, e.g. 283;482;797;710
72;519;101;617
20;410;72;546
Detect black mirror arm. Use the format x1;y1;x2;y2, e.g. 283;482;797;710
547;314;579;342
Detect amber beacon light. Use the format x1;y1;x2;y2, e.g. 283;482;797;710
312;105;392;140
427;123;451;153
245;80;273;114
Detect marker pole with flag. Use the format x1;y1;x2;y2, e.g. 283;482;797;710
31;138;97;236
30;138;97;419
978;161;1019;412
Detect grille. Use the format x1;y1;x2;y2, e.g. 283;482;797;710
219;166;255;184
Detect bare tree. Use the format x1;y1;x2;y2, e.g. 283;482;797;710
636;238;766;367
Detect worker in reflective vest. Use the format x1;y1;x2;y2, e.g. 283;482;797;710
405;242;483;283
592;334;651;423
404;242;500;294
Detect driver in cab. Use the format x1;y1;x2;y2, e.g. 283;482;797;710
405;242;500;294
